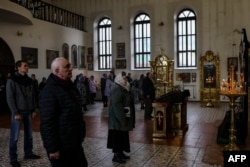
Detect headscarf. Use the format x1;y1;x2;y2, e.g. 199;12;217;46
115;73;129;91
78;75;84;82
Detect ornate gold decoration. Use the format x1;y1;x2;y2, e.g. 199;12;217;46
150;49;174;98
200;50;220;106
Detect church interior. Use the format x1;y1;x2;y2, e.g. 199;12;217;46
0;0;250;166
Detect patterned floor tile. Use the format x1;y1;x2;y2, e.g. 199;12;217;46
0;128;225;167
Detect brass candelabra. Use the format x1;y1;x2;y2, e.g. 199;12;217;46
220;65;246;151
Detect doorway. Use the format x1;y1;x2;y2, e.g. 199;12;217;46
0;37;15;113
0;37;15;76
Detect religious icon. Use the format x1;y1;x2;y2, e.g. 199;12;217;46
116;43;125;58
71;45;77;68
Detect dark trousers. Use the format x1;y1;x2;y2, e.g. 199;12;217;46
49;146;88;167
102;94;108;106
144;97;153;119
89;93;96;104
107;129;130;153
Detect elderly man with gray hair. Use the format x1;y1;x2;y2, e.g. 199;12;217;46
39;57;88;167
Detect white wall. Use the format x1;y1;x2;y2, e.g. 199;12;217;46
81;0;250;101
0;0;92;83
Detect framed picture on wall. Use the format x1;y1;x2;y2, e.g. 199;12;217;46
116;43;125;58
78;46;86;68
71;44;78;68
192;73;196;82
87;47;93;54
116;59;126;69
87;55;93;63
176;72;191;83
88;63;93;70
62;43;69;60
21;47;38;68
46;50;59;69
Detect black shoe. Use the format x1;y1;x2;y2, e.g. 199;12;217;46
24;153;41;159
118;152;130;159
10;161;20;167
112;155;126;163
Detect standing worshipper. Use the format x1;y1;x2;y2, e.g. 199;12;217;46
38;77;47;91
101;73;108;107
76;74;88;112
107;72;135;164
89;75;97;104
142;72;155;120
39;57;88;167
0;73;6;113
30;73;39;107
105;71;115;106
138;74;145;109
6;60;40;167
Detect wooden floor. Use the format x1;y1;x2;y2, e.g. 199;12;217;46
0;101;249;166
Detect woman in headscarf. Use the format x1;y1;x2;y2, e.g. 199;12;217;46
75;74;88;112
107;71;135;164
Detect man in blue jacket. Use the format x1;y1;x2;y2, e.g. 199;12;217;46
39;57;87;167
6;60;40;167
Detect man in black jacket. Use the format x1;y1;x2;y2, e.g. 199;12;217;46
142;72;155;120
39;57;87;167
100;73;107;107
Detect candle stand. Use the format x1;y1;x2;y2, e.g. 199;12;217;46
220;65;246;151
219;92;246;151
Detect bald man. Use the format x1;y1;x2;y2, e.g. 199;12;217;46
39;57;88;167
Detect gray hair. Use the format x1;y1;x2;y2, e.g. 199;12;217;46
51;57;65;74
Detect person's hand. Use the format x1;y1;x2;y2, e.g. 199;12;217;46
49;151;60;159
14;114;22;120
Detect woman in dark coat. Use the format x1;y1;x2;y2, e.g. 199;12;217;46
76;74;88;112
107;72;135;164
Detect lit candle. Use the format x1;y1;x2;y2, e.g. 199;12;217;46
244;82;247;92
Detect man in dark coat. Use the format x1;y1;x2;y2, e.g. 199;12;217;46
142;72;155;120
101;73;108;107
39;57;87;167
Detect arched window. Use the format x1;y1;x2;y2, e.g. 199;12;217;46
177;9;197;68
98;17;112;70
134;13;151;69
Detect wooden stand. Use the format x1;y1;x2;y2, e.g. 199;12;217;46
152;102;168;138
171;98;189;136
152;98;188;138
